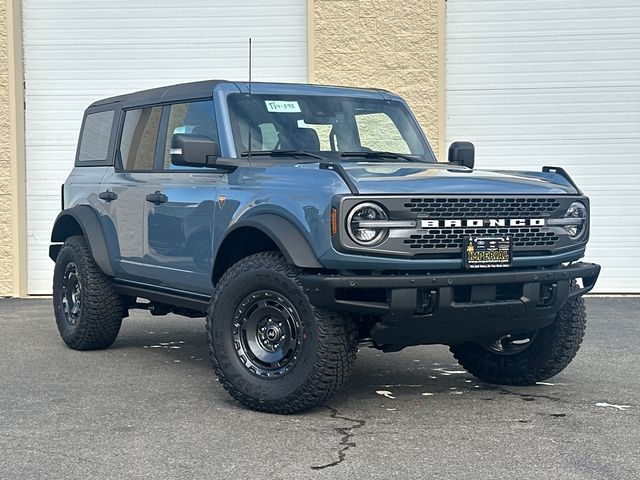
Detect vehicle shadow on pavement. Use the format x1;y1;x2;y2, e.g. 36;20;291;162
109;313;565;412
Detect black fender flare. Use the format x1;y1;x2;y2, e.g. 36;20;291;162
50;205;115;277
218;214;323;269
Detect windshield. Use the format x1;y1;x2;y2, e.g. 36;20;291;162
227;93;436;162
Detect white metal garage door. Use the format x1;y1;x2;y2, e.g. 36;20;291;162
22;0;308;293
446;0;640;293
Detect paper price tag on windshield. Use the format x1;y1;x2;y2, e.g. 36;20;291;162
265;100;301;113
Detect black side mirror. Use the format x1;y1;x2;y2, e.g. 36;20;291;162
171;133;221;167
448;141;475;169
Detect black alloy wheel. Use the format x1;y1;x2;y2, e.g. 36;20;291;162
233;289;303;378
482;330;539;356
60;262;82;325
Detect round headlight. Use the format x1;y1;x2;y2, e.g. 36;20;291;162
564;202;588;239
347;202;388;245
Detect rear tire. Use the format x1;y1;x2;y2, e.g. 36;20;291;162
207;252;358;414
52;235;124;350
450;286;587;385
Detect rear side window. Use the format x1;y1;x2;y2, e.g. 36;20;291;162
77;110;114;163
119;106;162;171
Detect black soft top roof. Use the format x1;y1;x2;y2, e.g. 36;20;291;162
89;80;229;109
87;80;393;111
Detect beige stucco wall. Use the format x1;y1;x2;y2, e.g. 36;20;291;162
0;0;13;296
0;0;24;296
309;0;445;157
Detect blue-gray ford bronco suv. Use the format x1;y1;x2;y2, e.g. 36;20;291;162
50;80;600;414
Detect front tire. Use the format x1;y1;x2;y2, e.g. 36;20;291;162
207;252;358;414
52;235;124;350
450;288;587;385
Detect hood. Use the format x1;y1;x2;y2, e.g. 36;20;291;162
337;162;578;195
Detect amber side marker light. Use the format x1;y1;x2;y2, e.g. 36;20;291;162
331;208;338;236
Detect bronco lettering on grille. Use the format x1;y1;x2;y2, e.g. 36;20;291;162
420;218;546;228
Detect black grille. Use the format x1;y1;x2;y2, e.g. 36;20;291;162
404;197;561;218
404;227;558;250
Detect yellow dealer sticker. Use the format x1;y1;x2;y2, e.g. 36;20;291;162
463;236;512;269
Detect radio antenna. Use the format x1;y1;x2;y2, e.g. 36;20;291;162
247;37;253;163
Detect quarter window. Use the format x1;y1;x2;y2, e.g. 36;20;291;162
119;106;162;171
77;110;114;163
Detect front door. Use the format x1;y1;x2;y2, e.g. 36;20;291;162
143;100;222;295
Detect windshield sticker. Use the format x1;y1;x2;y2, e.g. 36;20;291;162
265;100;301;113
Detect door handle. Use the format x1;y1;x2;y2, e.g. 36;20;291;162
146;191;168;205
98;190;118;202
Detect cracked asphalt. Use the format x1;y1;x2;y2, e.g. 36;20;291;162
1;297;638;479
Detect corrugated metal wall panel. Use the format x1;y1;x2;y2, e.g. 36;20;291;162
446;0;640;292
22;0;308;293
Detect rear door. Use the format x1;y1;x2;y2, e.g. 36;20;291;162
99;104;163;282
142;99;222;295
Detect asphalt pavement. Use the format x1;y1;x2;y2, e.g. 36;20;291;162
0;297;638;479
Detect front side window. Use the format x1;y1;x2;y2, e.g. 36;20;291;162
227;93;434;162
78;110;114;163
119;106;162;171
163;100;217;169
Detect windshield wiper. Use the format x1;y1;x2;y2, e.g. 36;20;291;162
240;150;324;159
340;151;422;163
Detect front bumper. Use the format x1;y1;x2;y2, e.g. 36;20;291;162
300;262;600;348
